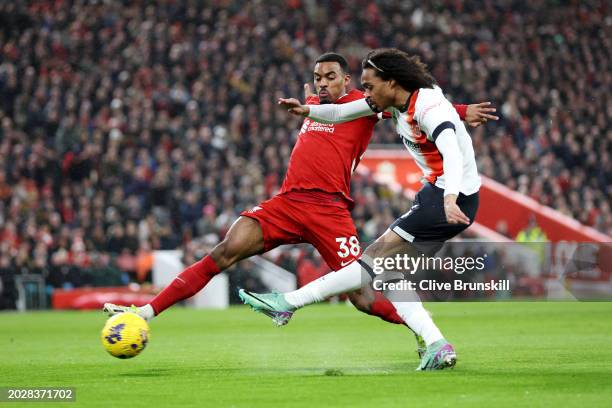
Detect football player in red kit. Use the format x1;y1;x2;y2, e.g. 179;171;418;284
104;53;496;343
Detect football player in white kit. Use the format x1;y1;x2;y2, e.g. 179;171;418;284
240;48;489;371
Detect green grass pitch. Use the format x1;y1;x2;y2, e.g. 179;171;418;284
1;302;612;407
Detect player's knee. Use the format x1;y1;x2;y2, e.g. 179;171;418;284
210;240;240;270
210;237;242;270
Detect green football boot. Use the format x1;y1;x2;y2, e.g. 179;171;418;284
416;339;457;371
238;289;296;326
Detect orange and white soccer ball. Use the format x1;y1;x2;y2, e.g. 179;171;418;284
101;312;150;359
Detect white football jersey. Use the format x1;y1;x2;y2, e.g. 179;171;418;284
390;86;481;195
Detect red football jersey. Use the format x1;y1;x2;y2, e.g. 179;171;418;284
279;89;379;208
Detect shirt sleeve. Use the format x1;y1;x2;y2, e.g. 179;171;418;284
417;98;460;143
377;111;393;120
452;104;467;121
435;128;463;197
307;98;376;124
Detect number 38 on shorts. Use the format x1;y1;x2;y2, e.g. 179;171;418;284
335;236;361;258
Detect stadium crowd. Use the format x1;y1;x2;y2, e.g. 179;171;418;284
0;1;609;307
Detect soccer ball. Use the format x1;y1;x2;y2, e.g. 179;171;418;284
101;312;150;359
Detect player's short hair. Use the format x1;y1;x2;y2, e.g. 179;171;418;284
315;52;349;73
362;48;435;91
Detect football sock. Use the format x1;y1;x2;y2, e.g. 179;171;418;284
367;292;406;325
149;255;221;316
284;260;362;308
390;300;443;346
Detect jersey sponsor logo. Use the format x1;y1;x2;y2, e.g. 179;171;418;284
400;134;422;153
246;206;263;213
308;122;335;134
300;118;335;135
299;120;310;134
340;259;354;267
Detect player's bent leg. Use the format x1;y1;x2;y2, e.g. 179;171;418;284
239;230;403;325
366;229;455;369
105;216;265;320
241;229;404;322
150;216;265;314
209;216;265;270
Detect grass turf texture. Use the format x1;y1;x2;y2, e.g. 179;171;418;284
1;302;611;407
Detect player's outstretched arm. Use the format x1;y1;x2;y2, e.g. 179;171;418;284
435;131;470;225
278;97;375;124
464;102;498;128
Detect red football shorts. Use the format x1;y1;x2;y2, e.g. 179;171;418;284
240;193;361;271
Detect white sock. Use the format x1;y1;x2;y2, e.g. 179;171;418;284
391;299;443;346
138;304;155;320
284;261;363;308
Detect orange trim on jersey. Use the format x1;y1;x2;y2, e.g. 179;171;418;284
423;149;444;184
406;89;443;184
406;90;420;122
414;131;444;184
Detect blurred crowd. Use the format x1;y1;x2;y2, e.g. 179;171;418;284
0;0;609;306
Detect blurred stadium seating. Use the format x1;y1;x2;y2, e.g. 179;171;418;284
0;1;609;308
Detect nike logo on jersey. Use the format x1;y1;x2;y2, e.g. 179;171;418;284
340;260;354;267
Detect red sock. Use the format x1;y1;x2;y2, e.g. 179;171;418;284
150;255;221;315
368;293;406;325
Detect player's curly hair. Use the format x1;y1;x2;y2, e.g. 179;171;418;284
362;48;435;91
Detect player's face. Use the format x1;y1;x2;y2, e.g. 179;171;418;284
361;68;394;111
313;62;350;104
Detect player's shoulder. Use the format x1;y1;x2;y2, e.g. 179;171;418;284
416;86;445;103
415;86;450;112
336;89;365;104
